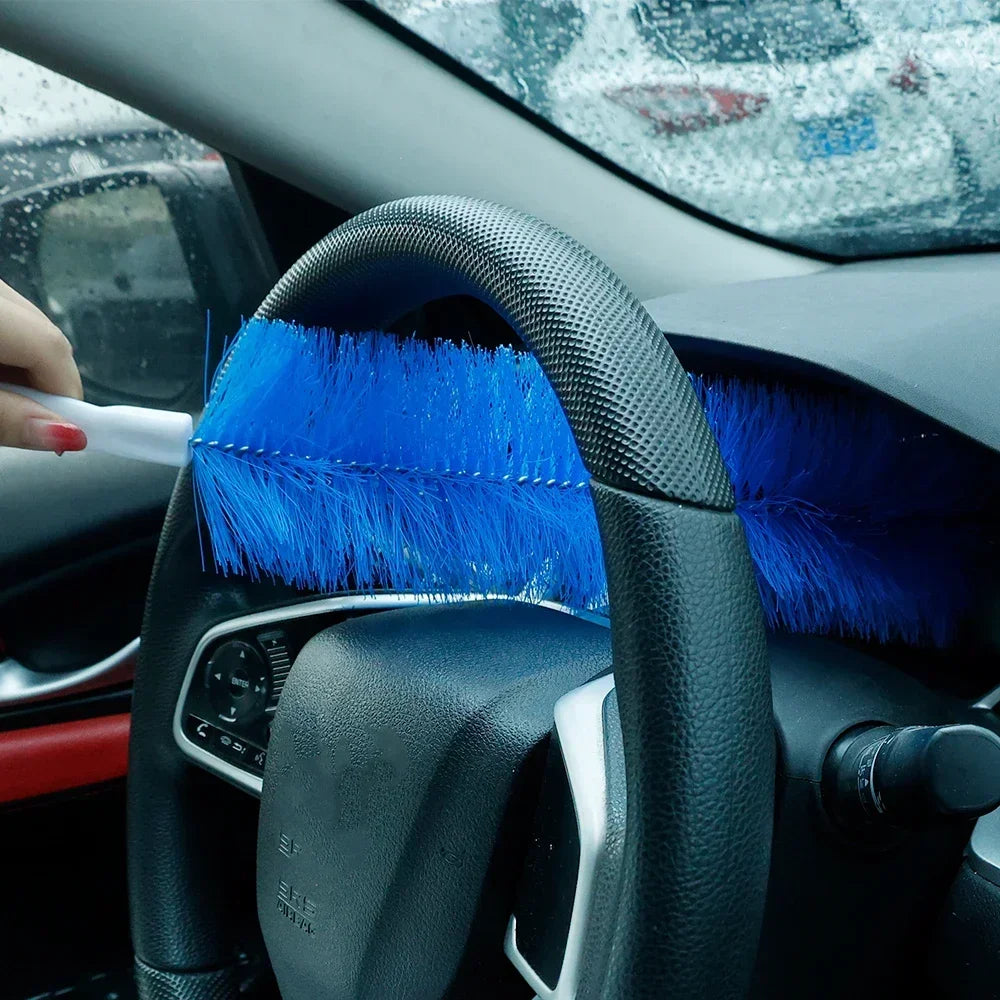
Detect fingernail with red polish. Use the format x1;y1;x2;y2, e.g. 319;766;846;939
24;419;88;454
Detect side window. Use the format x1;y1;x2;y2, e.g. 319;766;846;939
0;49;274;411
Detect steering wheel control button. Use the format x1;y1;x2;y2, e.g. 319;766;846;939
256;629;292;709
206;639;269;725
211;727;267;770
824;723;1000;834
181;712;267;777
184;714;219;746
216;731;249;762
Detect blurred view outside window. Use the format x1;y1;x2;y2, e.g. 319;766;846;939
0;50;269;410
371;0;1000;256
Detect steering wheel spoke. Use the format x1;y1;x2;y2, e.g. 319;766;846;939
505;673;626;1000
172;593;484;797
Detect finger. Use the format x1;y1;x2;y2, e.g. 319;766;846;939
0;362;86;406
0;296;83;400
0;388;86;452
0;278;41;313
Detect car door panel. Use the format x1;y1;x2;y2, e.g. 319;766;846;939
0;712;130;804
0;50;275;1000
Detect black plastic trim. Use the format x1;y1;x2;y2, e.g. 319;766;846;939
512;732;580;990
0;685;132;732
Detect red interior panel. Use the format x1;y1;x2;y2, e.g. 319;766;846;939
0;713;130;804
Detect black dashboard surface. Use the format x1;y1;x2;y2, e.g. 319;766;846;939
646;253;1000;455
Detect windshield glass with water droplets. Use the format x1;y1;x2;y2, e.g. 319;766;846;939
370;0;1000;257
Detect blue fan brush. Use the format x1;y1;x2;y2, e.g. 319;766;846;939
192;320;605;612
6;316;976;645
188;317;984;647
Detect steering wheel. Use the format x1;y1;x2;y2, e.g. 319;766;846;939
128;198;774;1000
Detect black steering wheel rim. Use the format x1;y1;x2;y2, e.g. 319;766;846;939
130;196;774;1000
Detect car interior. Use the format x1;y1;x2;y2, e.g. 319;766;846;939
0;2;999;999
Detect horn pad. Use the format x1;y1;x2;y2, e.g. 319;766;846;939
256;602;610;1000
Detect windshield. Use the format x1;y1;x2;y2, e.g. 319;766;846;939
368;0;1000;257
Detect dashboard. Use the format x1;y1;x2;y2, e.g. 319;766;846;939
651;253;1000;455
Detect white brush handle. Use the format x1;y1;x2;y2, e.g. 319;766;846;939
0;382;193;467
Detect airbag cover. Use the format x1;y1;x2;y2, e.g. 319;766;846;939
256;601;610;1000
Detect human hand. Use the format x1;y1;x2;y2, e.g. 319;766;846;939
0;279;86;453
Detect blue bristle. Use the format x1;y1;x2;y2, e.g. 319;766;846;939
193;320;604;611
192;318;982;646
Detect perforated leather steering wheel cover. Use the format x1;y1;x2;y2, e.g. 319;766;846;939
254;196;734;509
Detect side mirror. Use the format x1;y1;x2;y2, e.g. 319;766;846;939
0;160;274;410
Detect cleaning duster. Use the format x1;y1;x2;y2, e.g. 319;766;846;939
191;317;982;646
2;316;983;647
